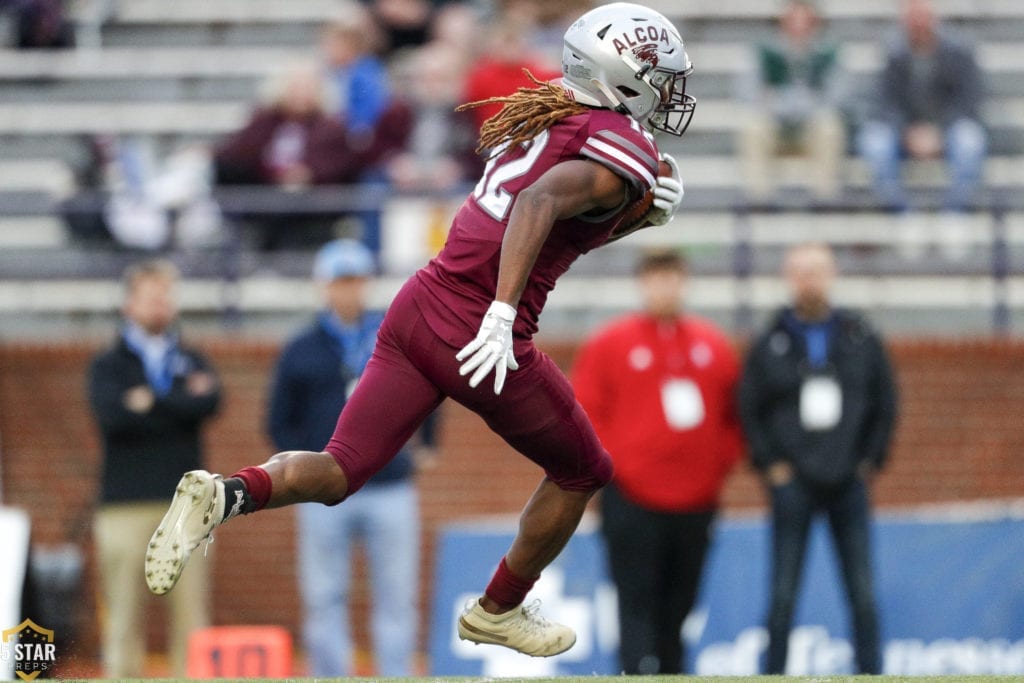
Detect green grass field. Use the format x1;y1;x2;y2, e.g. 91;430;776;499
274;678;1019;683
57;677;1024;682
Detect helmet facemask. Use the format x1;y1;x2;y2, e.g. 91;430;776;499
641;65;696;137
616;46;696;137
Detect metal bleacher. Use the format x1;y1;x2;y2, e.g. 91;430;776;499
0;0;1022;338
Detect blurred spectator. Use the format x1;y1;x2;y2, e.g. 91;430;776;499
429;1;481;59
267;239;437;677
1;0;74;48
857;0;987;213
88;259;221;677
106;137;223;251
61;135;222;251
385;42;481;193
322;7;412;255
572;250;743;675
462;16;561;132
213;63;359;250
363;0;435;55
738;243;897;675
323;5;391;145
215;63;356;188
737;0;846;203
60;134;113;245
499;0;592;68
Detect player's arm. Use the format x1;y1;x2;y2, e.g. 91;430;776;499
495;159;626;306
456;159;626;394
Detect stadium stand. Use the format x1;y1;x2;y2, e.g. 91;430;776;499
2;4;1023;677
0;0;1022;337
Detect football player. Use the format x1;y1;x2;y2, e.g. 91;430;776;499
145;2;693;658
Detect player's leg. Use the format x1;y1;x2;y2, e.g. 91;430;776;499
501;478;593;582
146;315;443;596
483;351;613;583
144;451;350;597
452;351;613;656
456;478;592;657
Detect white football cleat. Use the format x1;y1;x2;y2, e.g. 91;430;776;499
145;470;225;595
457;598;576;657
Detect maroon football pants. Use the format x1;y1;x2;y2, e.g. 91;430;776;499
325;281;613;497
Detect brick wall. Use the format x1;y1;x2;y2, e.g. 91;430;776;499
2;338;1024;674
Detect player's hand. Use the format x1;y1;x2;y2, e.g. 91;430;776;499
456;301;519;395
646;153;684;227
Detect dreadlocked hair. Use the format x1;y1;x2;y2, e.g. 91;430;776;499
456;70;589;156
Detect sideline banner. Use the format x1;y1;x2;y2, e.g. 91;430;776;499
429;504;1024;676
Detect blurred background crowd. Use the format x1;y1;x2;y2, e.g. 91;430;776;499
0;0;1023;679
0;0;1019;338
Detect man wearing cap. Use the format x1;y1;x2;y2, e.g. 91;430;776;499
266;239;436;677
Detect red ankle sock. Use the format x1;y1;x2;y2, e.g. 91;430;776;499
230;466;272;512
485;557;538;610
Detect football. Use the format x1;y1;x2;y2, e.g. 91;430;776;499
610;159;674;239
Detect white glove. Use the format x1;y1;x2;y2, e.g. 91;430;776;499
646;153;684;226
456;301;519;394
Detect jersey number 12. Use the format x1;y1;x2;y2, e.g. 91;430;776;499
472;130;551;221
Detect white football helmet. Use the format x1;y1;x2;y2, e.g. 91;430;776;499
560;2;696;136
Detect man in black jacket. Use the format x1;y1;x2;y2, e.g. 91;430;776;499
88;259;221;677
738;243;897;675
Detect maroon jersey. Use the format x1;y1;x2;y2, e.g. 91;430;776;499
413;108;661;350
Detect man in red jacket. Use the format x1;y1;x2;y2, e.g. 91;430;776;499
572;250;743;675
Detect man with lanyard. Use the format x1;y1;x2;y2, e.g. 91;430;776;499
572;250;743;674
738;242;898;674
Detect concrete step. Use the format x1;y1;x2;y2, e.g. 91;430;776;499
4;42;1024;80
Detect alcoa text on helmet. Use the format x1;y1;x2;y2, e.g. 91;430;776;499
560;2;696;137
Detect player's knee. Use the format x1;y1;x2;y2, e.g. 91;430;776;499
586;449;614;490
551;447;613;493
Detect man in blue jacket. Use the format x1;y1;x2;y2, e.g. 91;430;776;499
738;242;898;675
267;239;436;677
